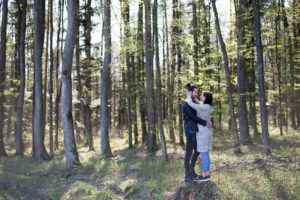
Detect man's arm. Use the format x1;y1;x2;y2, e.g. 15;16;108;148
183;102;207;126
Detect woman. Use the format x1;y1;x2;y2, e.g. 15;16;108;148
187;90;213;182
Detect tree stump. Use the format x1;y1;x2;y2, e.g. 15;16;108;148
174;181;217;200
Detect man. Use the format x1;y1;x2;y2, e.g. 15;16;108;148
182;83;212;183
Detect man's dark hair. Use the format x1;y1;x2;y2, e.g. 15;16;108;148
186;83;197;92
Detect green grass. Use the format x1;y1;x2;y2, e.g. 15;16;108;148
0;127;299;199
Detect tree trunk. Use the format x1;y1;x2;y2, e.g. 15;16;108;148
55;0;62;150
122;0;133;148
15;0;27;156
100;0;112;156
153;0;167;161
192;0;199;80
137;0;147;144
76;0;94;151
84;0;94;149
236;0;251;145
49;0;54;158
282;0;296;129
0;0;8;157
212;0;241;153
145;0;157;153
43;0;50;145
61;0;80;168
33;0;50;160
253;0;270;154
275;0;283;136
292;0;300;128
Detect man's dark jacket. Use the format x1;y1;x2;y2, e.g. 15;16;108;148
182;101;207;135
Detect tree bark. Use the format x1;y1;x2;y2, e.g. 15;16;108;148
192;0;199;80
0;0;8;157
145;0;157;153
100;0;112;156
122;0;133;148
76;0;94;151
15;0;27;156
137;0;147;144
84;0;94;149
212;0;241;153
153;0;168;161
236;0;251;144
55;0;62;150
61;0;80;168
275;0;283;136
33;0;50;160
253;0;270;154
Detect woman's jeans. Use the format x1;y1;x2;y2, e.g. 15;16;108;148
200;151;210;172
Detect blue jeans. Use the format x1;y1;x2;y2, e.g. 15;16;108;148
200;151;210;172
184;133;200;177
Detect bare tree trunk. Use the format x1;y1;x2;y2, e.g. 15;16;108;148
15;0;27;156
48;0;54;158
61;0;80;168
137;0;147;144
153;0;167;160
292;0;300;128
253;0;270;154
122;0;133;148
192;0;199;80
212;0;241;153
55;0;62;150
100;0;112;156
177;1;184;146
84;0;94;149
275;0;283;136
43;0;50;144
33;0;50;160
282;0;296;129
0;0;8;157
76;0;93;151
236;0;251;145
145;0;157;153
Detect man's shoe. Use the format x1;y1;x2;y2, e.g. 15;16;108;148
190;171;199;179
194;175;210;182
185;176;196;184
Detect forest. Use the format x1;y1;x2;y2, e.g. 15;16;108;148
0;0;299;199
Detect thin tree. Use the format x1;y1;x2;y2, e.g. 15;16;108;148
177;1;184;146
84;0;94;148
33;0;50;160
75;0;94;151
145;0;157;153
253;0;270;154
0;0;8;157
136;0;147;144
100;0;112;156
282;0;296;129
15;0;27;156
192;0;199;80
55;0;62;150
49;0;54;157
153;0;168;160
61;0;80;168
122;0;133;148
275;0;283;135
212;0;241;153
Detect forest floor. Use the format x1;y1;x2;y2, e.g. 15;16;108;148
0;126;299;200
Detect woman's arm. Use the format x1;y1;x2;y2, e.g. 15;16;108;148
186;96;207;113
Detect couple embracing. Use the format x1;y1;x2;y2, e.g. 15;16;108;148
182;83;214;184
